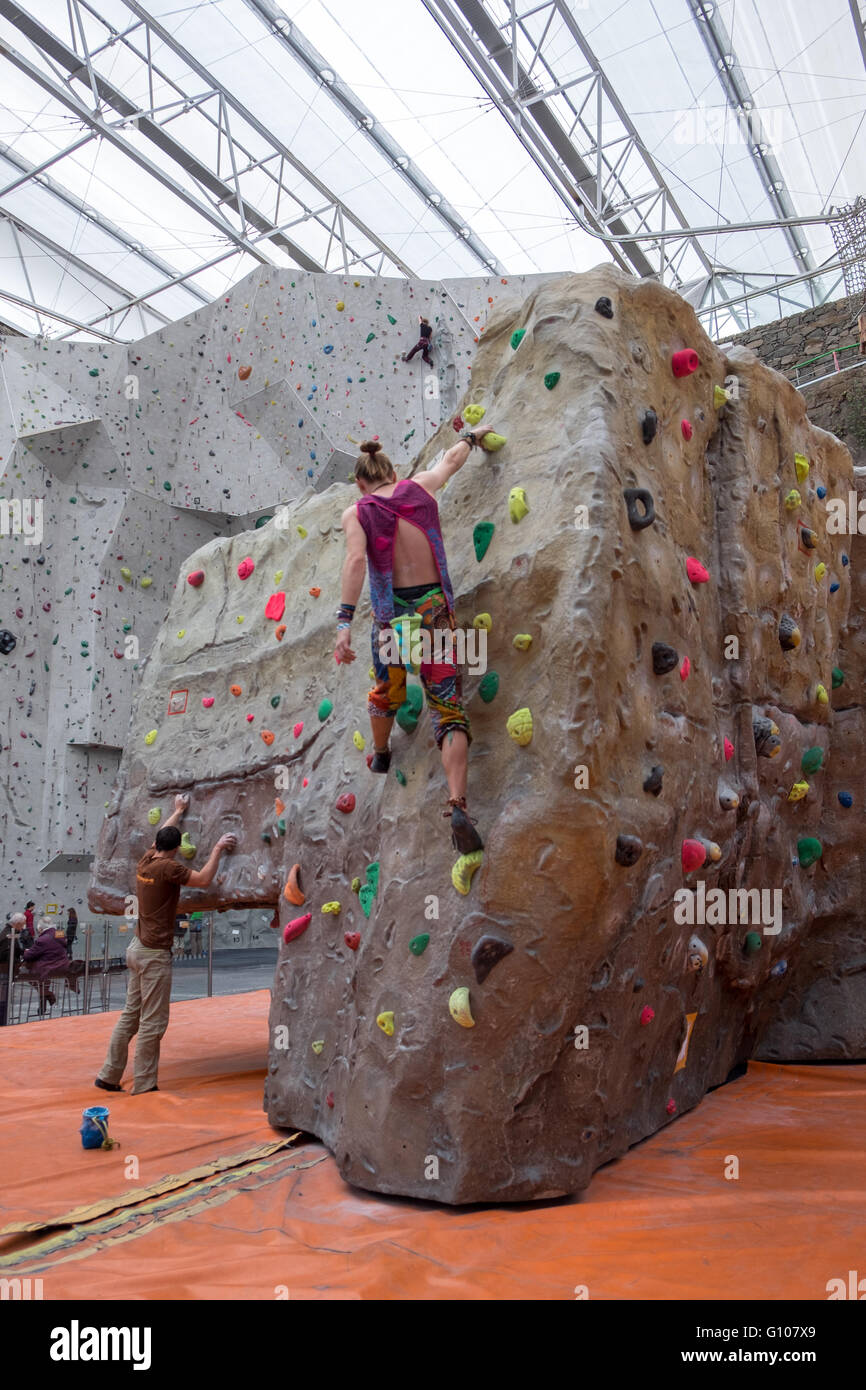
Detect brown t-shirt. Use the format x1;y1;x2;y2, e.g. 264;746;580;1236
135;849;192;950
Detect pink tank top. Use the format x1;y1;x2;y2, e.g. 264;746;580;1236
356;480;455;622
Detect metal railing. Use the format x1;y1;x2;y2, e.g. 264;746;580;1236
787;340;866;389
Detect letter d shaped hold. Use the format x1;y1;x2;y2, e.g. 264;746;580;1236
623;488;655;531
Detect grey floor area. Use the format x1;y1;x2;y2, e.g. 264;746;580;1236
169;948;279;1002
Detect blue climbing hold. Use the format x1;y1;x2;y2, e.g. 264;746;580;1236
817;486;826;499
838;791;853;807
830;582;840;593
770;959;788;978
842;554;849;566
307;469;314;477
324;345;333;354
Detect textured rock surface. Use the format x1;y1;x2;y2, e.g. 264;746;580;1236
90;266;863;1202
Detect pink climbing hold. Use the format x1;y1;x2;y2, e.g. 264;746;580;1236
666;1099;677;1116
640;1006;655;1026
293;721;304;738
672;349;699;377
202;696;214;708
681;420;693;441
237;557;255;580
283;913;312;944
336;793;355;814
246;713;254;723
686;557;710;584
265;592;286;621
187;570;205;587
679;656;690;681
345;932;361;951
724;737;735;761
682;839;707;872
302;777;309;788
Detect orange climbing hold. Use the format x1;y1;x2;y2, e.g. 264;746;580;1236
238;365;252;381
260;730;275;746
275;798;285;816
275;625;286;642
284;863;305;906
309;587;321;598
230;685;242;696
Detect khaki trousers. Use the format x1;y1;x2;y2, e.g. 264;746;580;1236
98;936;172;1093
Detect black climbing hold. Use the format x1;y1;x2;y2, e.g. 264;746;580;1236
0;630;17;655
778;614;801;651
471;934;514;985
594;296;614;319
652;642;679;675
624;487;655;530
753;715;781;759
641;409;658;445
799;526;817;551
615;834;643;866
643;765;664;796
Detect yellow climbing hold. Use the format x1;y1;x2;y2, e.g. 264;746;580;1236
322;901;341;914
120;566;132;582
472;613;492;630
147;808;161;825
140;577;153;589
369;665;376;680
794;453;810;483
144;730;158;745
351;877;361;893
376;1011;395;1037
512;633;532;650
452;850;483;896
784;489;801;510
506;707;533;746
713;384;730;408
353;731;366;751
311;1040;324;1054
479;431;507;451
815;683;829;705
274;570;283;583
177;629;186;640
336;301;345;311
788;781;809;802
236;615;244;624
449;986;475;1028
179;832;196;860
297;525;307;538
814;562;826;581
463;403;486;425
508;486;529;522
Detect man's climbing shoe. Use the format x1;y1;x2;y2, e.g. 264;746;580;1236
94;1078;124;1092
446;798;484;854
370;747;392;773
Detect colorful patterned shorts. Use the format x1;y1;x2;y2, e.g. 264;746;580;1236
369;585;471;748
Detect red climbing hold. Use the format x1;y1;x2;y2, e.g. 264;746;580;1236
237;557;255;580
681;419;693;441
666;1099;677;1116
336;793;355;814
640;1006;655;1026
326;1092;335;1109
283;913;312;944
265;592;286;621
686;557;710;585
309;587;321;598
452;414;464;433
202;696;215;708
302;777;309;788
293;721;304;738
187;571;205;587
345;932;361;951
672;349;699;377
679;656;690;681
724;737;734;761
682;839;707;872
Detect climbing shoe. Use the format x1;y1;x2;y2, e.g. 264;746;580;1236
370;747;392;773
94;1078;124;1093
446;797;484;854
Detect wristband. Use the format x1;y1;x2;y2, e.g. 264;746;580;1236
337;602;356;621
460;431;477;449
337;621;352;632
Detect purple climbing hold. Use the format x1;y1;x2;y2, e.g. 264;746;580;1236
471;934;514;984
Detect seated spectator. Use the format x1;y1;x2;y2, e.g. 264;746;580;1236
21;918;71;1013
65;907;79;957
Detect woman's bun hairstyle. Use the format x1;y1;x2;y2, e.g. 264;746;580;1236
360;440;381;456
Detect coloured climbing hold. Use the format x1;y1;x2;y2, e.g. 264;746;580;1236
395;769;407;785
794;452;809;483
322;902;341;915
641;409;658;444
261;730;275;746
396;683;424;733
480;431;507;451
452;850;483;895
351;877;361;894
479;671;499;703
237;557;255;580
270;695;281;709
838;791;853;808
144;730;157;746
506;707;533;745
284;864;305;906
784;489;801;510
778;615;801;650
311;1040;324;1054
623;487;655;530
817;485;826;499
724;737;734;761
753;715;781;758
202;697;214;708
744;932;762;955
293;721;304;738
409;933;430;956
713;384;730;408
463;403;486;425
120;566;132;582
359;884;375;918
718;784;739;810
0;631;17;655
682;839;706;872
344;932;361;951
376;1011;394;1036
179;832;196;860
679;656;691;681
640;1005;655;1025
318;699;333;721
283;913;312;944
681;419;693;440
473;521;495;561
643;765;663;796
265;592;286;621
686;557;710;584
297;526;307;538
652;642;679;675
238;365;252;381
147;808;161;825
832;667;844;688
544;371;560;390
788;781;809;802
471;935;514;984
671;349;699;377
801;746;824;774
275;626;286;642
448;986;475;1028
797;837;822;868
366;862;380;894
472;613;492;631
594;296;613;318
815;683;829;705
510;328;526;349
353;730;366;750
799;524;818;552
615;834;642;866
666;1099;677;1116
512;633;532;651
814;562;826;581
336;793;355;813
770;960;788;978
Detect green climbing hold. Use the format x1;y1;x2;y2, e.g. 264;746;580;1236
544;371;560;390
163;481;172;491
510;328;526;349
366;332;376;343
255;515;274;528
387;314;397;324
409;933;430;956
359;884;375;918
473;521;495;561
801;746;824;775
395;683;424;733
395;768;407;786
365;862;380;895
744;931;762;955
832;667;844;688
270;695;281;708
797;837;822;867
277;818;286;836
318;698;333;721
479;670;499;703
89;368;99;377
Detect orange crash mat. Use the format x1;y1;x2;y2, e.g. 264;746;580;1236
0;990;864;1299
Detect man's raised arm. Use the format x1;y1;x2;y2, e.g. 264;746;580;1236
415;426;497;494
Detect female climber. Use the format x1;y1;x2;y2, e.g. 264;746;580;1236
402;315;434;366
335;431;495;854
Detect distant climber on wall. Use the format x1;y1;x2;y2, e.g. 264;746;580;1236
334;431;495;853
402;315;434;367
94;795;237;1095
